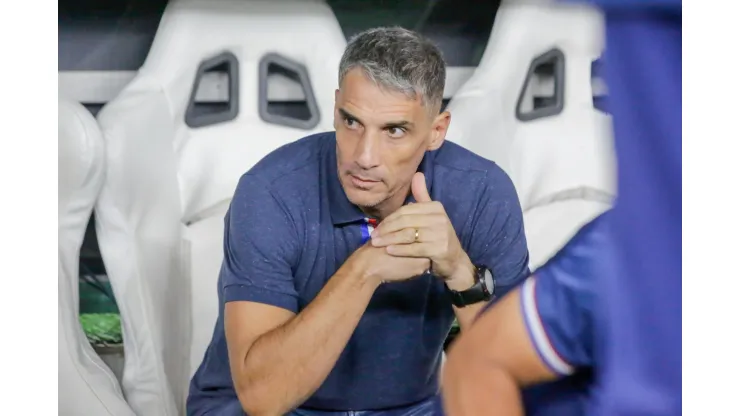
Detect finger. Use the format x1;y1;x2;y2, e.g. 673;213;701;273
371;227;418;247
411;172;432;203
373;213;439;237
385;242;437;258
384;201;443;220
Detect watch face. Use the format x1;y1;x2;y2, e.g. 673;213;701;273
483;269;494;295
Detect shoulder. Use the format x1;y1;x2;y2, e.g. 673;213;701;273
244;131;334;183
431;140;518;202
234;131;334;196
227;133;334;241
528;212;611;317
519;214;613;369
228;132;334;230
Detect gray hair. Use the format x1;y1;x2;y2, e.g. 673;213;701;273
338;27;446;112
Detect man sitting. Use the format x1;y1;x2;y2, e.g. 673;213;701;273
187;27;530;416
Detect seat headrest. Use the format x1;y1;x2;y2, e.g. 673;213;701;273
116;0;347;142
140;0;345;87
99;0;346;221
445;1;613;209
58;97;104;233
458;2;604;103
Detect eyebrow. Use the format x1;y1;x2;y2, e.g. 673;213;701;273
338;108;361;124
338;107;414;130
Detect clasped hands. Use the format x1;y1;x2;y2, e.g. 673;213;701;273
369;172;474;290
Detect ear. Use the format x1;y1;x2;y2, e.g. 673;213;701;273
427;110;451;152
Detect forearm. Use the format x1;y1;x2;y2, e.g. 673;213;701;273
443;284;560;416
452;302;486;332
238;265;379;415
444;314;525;416
442;357;524;416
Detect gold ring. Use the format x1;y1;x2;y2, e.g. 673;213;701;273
414;228;420;243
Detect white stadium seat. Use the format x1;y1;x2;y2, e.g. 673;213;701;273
94;0;346;412
446;0;616;269
58;97;135;416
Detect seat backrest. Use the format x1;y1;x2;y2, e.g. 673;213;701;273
446;0;615;268
95;0;346;410
108;0;345;222
58;97;134;416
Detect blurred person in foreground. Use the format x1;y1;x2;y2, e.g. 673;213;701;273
187;27;531;416
442;1;682;415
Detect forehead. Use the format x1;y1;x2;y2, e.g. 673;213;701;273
338;68;426;123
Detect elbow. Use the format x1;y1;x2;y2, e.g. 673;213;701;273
236;390;280;416
235;381;288;416
232;351;278;415
240;404;281;416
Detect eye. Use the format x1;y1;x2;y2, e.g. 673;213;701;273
343;116;359;130
387;127;406;139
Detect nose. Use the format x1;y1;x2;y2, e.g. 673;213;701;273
354;131;381;170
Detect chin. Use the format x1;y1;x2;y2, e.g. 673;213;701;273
345;188;385;209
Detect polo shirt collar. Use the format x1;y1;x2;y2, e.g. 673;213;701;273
327;144;434;225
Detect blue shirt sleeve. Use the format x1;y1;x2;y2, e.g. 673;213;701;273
519;213;609;376
467;169;531;298
220;174;301;313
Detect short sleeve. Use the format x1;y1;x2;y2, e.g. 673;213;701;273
519;213;609;375
467;169;531;298
220;174;301;313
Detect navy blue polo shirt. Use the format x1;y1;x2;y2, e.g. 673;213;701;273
187;131;530;414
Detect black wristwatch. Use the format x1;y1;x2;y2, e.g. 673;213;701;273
446;265;495;307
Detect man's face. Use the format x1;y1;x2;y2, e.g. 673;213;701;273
334;68;450;215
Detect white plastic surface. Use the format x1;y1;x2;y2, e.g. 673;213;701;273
58;97;135;416
95;0;347;411
446;0;616;269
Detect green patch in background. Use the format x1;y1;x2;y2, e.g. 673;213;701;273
79;313;123;346
79;278;122;346
77;279;459;350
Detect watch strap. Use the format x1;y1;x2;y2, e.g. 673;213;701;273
447;265;492;307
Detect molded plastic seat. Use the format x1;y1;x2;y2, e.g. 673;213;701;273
58;97;135;416
95;0;347;411
446;0;616;268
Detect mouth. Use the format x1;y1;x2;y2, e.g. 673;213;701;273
349;174;380;189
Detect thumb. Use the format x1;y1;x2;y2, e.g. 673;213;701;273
411;172;432;202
